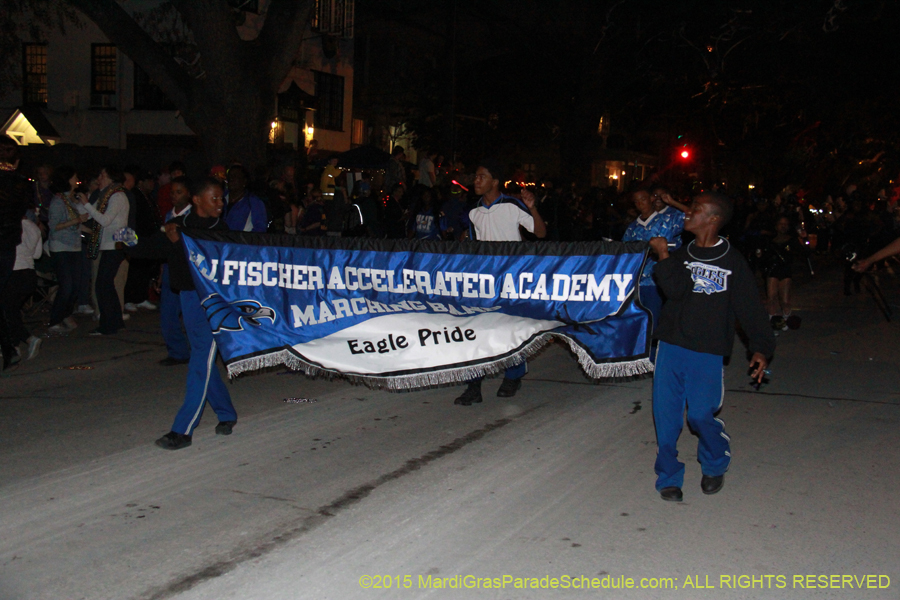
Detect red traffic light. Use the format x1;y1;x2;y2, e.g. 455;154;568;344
680;149;690;159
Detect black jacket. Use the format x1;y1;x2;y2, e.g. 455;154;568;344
132;189;161;238
129;212;229;292
0;171;29;252
654;240;776;358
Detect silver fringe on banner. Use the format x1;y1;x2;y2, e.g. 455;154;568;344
226;333;654;391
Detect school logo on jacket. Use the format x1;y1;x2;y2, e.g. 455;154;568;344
201;293;276;333
685;261;731;294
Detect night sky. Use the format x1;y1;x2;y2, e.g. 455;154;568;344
357;0;899;193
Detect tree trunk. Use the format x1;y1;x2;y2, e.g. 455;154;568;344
185;82;275;169
63;0;312;172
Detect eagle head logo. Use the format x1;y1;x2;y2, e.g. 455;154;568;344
201;294;277;333
692;276;721;295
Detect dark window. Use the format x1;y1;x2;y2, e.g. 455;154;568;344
23;43;48;106
312;0;354;38
314;71;344;131
133;63;175;110
91;44;117;108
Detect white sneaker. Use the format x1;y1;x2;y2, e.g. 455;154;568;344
122;313;131;321
77;304;94;315
136;300;158;310
124;302;138;313
63;316;78;330
25;336;42;360
47;323;70;334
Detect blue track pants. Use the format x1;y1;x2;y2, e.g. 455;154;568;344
652;341;729;491
160;265;190;361
171;290;236;435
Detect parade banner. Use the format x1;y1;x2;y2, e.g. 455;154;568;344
182;232;653;390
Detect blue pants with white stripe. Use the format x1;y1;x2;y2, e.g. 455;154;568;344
171;290;236;435
160;265;190;361
652;341;730;491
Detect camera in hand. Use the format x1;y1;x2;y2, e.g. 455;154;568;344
838;243;859;263
748;366;771;391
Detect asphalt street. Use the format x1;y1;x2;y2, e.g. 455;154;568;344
1;260;898;600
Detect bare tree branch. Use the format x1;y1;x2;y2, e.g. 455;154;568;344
677;23;711;73
67;0;192;108
258;0;316;92
592;0;626;54
170;0;244;91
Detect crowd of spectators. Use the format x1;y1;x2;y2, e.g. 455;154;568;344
2;130;899;371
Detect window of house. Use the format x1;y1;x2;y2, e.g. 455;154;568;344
314;71;344;131
91;44;117;108
133;63;175;110
23;43;48;106
351;118;365;146
312;0;355;38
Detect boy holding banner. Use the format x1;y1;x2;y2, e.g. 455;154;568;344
455;159;547;406
126;178;238;450
648;193;774;502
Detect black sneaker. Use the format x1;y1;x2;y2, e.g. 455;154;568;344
454;384;483;406
159;357;190;366
496;377;522;398
701;474;724;495
155;431;192;450
659;486;683;502
215;420;237;435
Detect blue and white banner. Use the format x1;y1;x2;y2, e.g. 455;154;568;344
182;233;653;390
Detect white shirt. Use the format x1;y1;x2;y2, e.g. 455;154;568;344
14;219;43;270
163;204;192;230
80;190;130;251
634;211;660;227
468;197;535;242
418;158;435;187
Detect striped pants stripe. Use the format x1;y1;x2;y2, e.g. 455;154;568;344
652;341;729;491
171;290;236;435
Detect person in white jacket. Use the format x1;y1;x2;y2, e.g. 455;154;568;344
78;165;129;335
1;209;43;360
